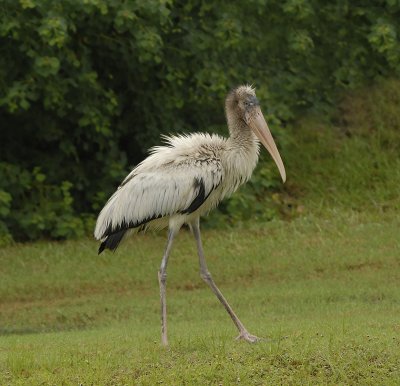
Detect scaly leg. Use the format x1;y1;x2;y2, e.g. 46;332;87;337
191;218;259;343
158;228;176;346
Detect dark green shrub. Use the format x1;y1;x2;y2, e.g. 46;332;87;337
1;0;399;241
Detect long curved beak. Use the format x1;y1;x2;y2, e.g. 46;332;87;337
246;107;286;183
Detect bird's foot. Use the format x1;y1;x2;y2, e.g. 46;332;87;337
236;331;260;343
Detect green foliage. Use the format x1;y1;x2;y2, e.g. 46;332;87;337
1;0;400;241
0;163;89;240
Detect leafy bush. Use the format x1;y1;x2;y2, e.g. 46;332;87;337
1;0;400;241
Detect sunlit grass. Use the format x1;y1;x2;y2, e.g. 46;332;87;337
0;210;399;384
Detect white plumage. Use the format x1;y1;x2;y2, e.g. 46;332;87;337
94;85;286;345
94;132;258;245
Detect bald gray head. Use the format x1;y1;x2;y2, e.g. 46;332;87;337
225;85;286;183
225;85;259;126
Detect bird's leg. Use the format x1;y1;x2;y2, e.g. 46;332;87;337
158;228;176;346
191;219;259;343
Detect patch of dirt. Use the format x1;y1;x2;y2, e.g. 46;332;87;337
345;261;383;271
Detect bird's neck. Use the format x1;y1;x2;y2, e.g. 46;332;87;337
227;118;259;153
225;119;260;186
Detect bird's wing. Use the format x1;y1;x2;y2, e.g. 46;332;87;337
94;159;223;240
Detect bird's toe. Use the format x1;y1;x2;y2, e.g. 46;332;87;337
236;331;260;343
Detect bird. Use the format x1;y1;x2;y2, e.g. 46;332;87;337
94;85;286;345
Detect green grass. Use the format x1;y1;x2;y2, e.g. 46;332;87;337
0;209;399;384
284;79;400;215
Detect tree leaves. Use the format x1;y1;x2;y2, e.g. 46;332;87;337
1;0;400;241
34;56;61;77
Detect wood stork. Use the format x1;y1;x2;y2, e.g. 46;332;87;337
94;85;286;345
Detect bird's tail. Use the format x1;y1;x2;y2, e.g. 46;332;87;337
98;229;127;254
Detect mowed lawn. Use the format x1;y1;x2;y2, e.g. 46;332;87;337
0;210;399;385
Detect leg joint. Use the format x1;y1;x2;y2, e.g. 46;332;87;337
200;271;212;282
158;271;167;284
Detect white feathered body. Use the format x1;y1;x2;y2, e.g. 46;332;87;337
94;131;260;241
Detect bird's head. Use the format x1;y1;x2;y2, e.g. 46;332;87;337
226;85;286;183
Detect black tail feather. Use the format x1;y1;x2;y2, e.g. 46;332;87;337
98;229;127;254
